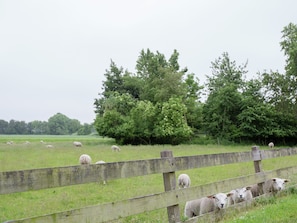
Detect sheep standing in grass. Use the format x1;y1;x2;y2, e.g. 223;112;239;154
178;173;191;188
73;141;83;147
268;142;274;148
111;145;120;152
79;154;91;165
263;178;289;195
46;144;54;148
184;198;203;218
184;192;232;218
199;193;233;215
96;160;106;184
250;184;263;197
229;186;252;205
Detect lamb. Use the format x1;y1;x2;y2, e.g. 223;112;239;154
79;154;92;165
229;186;253;205
184;192;232;218
73;141;83;147
268;142;274;148
178;173;191;188
111;145;121;152
263;178;289;195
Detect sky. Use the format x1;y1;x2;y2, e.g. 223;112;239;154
1;1;296;124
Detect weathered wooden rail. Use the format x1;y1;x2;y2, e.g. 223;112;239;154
1;146;297;223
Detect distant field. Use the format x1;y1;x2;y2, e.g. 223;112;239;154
0;135;297;222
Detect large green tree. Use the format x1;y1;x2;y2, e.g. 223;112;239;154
94;49;202;144
203;52;246;142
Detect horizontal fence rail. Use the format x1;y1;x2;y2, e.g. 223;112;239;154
1;147;297;223
6;165;297;223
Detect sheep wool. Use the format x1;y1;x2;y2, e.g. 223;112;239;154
79;154;91;165
178;174;191;189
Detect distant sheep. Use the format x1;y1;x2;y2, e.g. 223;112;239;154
79;154;91;165
24;141;30;145
229;186;253;205
6;141;13;145
263;178;289;195
268;142;274;148
95;160;106;164
40;140;45;144
184;192;232;218
95;160;106;184
111;145;120;152
178;173;191;189
73;141;83;147
46;144;54;148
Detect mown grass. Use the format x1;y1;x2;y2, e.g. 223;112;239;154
0;135;297;222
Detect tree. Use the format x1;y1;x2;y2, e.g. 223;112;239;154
48;113;71;135
203;52;247;142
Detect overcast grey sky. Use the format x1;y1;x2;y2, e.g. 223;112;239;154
0;1;296;124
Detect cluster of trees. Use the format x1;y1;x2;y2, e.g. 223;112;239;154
0;113;94;135
94;23;297;145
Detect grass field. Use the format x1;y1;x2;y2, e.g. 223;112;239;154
1;135;297;222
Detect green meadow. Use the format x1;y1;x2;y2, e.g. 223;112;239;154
0;135;297;222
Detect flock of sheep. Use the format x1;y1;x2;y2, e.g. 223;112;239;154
181;173;289;218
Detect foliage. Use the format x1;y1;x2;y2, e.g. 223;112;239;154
94;49;202;145
0;113;93;135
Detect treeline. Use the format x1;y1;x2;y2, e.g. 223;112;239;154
94;23;297;145
0;113;94;135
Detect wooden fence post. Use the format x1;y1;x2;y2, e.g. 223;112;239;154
251;145;264;195
161;150;180;223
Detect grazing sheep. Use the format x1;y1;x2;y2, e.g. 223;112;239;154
73;141;83;147
79;154;91;165
24;141;30;145
200;193;233;215
268;142;274;148
229;186;253;205
111;145;121;152
184;198;203;218
46;144;54;148
178;173;191;188
184;192;233;218
6;141;13;145
263;178;289;195
95;160;106;184
40;140;45;144
95;160;106;164
250;184;264;197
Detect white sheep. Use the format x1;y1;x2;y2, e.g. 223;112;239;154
95;160;106;184
24;141;30;145
268;142;274;148
46;144;54;148
111;145;121;152
95;160;106;164
178;173;191;189
184;198;203;218
73;141;83;147
200;193;233;215
79;154;91;165
184;192;232;218
263;178;289;195
6;141;13;145
250;184;263;197
229;186;253;205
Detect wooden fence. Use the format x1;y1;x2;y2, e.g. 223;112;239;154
1;146;297;223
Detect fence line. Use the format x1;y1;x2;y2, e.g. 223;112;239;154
2;147;297;222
